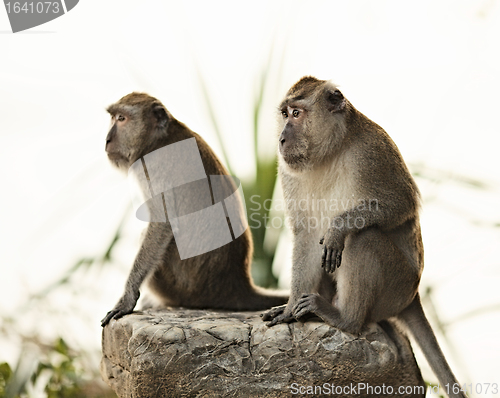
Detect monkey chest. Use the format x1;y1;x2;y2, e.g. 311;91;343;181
287;176;356;235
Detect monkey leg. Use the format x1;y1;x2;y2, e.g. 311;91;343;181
263;271;335;323
293;227;420;334
264;230;325;326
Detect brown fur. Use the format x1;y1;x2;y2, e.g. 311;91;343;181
101;92;287;327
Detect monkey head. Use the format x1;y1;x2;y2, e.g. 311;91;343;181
278;76;349;172
105;92;170;170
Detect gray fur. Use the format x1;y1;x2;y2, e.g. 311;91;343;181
263;77;466;398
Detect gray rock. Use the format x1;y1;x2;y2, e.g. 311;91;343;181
101;309;424;398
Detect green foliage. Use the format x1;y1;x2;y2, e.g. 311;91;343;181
197;47;282;287
0;363;13;397
0;221;124;398
35;338;82;398
245;155;279;287
246;56;281;287
0;338;116;398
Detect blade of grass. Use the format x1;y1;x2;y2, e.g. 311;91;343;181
196;68;233;175
4;345;39;398
253;41;275;172
411;162;492;190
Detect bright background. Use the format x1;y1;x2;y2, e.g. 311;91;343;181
1;0;499;396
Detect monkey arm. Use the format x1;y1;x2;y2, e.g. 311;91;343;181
321;189;419;273
101;222;173;326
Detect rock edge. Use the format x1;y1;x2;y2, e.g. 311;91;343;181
101;308;424;398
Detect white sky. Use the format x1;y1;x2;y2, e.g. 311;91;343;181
1;0;500;394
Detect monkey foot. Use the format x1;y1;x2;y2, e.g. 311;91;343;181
293;293;330;320
262;305;295;327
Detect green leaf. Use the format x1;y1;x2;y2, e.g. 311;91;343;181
0;362;13;396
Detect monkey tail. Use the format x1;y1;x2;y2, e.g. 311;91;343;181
398;294;468;398
239;286;289;311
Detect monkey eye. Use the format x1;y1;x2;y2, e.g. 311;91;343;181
117;115;125;122
292;109;300;118
281;110;288;118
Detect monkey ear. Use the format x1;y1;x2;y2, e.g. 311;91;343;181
326;90;346;113
152;103;169;129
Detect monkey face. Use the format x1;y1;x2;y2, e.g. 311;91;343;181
105;93;170;170
278;105;310;170
277;77;348;172
105;112;136;169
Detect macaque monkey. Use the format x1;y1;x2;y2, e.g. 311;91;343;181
262;77;467;398
101;92;287;326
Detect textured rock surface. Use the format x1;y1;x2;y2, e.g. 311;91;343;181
101;309;424;398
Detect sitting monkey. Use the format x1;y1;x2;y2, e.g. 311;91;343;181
263;77;467;398
101;92;287;327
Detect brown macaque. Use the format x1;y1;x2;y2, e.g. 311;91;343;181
262;77;467;398
101;92;287;327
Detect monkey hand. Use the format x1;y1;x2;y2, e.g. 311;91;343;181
101;290;140;327
319;230;345;273
262;305;296;327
